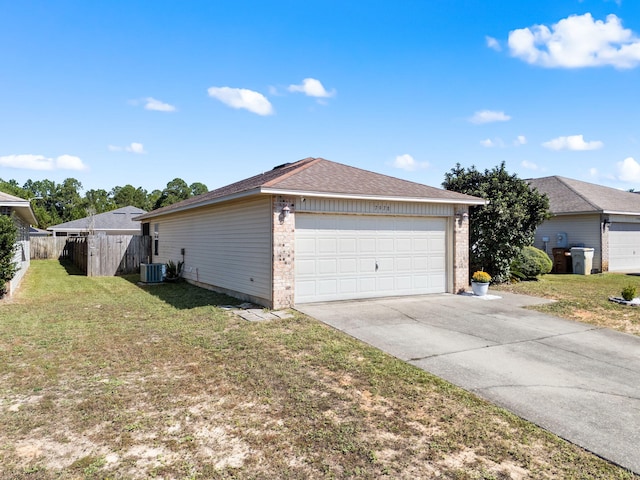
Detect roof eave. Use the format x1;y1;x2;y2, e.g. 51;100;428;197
260;188;488;206
133;188;262;221
1;202;38;225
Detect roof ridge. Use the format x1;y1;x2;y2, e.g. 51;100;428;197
262;157;320;187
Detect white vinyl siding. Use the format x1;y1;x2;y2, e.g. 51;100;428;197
7;216;30;296
297;197;454;217
609;222;640;271
534;214;602;271
153;197;272;303
295;214;447;303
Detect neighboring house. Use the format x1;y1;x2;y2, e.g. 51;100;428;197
529;175;640;272
29;226;51;237
48;206;146;237
0;191;37;296
135;157;485;309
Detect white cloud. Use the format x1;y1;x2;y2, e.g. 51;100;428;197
486;36;501;51
288;78;336;98
391;154;429;171
508;13;640;69
144;97;176;112
542;134;603;151
514;135;527;145
480;138;505;148
55;154;86;170
108;143;147;154
616;157;640;182
469;110;511;124
207;86;274;116
521;160;539;170
0;154;87;171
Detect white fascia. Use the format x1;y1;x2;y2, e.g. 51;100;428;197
260;188;488;206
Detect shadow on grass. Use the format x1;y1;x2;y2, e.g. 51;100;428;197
58;259;86;276
121;274;241;310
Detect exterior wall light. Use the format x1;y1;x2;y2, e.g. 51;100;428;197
282;205;290;218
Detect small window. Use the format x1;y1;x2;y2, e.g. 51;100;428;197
154;223;159;256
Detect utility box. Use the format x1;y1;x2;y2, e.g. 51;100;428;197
570;247;595;275
552;248;572;274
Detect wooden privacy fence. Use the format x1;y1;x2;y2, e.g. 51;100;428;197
31;235;152;277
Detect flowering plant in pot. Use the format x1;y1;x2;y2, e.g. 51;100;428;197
471;271;491;296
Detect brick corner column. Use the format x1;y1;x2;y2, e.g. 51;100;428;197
453;207;470;294
272;197;296;309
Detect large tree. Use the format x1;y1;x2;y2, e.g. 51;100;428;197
443;162;549;283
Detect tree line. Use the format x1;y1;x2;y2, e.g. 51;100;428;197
0;177;208;228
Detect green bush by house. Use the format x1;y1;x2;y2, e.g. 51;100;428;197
510;246;552;281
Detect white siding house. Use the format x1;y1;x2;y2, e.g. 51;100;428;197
529;176;640;273
0;191;37;297
136;158;486;308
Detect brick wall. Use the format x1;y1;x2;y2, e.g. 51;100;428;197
600;215;610;272
453;207;470;293
272;196;296;309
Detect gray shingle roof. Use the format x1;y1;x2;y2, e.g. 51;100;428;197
48;206;146;232
137;157;485;220
528;176;640;215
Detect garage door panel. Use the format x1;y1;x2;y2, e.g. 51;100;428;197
297;259;316;275
318;259;337;275
377;238;394;253
609;223;640;271
359;238;376;252
395;257;412;272
339;258;358;273
339;237;357;253
295;214;447;303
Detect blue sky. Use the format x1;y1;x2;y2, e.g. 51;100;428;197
2;0;640;194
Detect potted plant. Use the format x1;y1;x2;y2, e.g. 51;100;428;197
164;260;183;282
471;270;491;296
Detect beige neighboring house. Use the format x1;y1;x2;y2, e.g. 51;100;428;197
135;157;486;309
47;206;146;237
0;191;37;296
529;175;640;273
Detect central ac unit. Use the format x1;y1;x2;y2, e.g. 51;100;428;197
140;263;164;283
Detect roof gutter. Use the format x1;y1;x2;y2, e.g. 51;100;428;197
260;188;488;206
134;186;488;222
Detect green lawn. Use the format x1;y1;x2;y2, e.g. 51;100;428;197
493;272;640;336
0;260;636;479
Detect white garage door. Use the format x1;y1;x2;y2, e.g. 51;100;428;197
609;223;640;271
295;214;447;303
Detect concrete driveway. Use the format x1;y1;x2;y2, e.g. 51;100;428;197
296;292;640;474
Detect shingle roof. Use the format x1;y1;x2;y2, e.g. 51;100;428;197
136;157;485;220
528;176;640;215
48;206;146;232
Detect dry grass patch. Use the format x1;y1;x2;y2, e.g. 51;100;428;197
494;273;640;336
0;260;636;479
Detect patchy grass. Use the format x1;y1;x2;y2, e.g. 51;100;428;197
0;260;636;479
493;273;640;336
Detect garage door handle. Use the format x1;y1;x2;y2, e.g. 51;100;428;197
375;261;379;272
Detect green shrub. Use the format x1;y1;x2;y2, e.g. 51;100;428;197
621;285;637;302
0;214;19;296
510;246;553;281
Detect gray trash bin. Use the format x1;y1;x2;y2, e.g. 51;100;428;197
570;247;594;275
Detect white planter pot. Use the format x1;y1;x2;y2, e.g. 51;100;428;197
471;281;489;296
